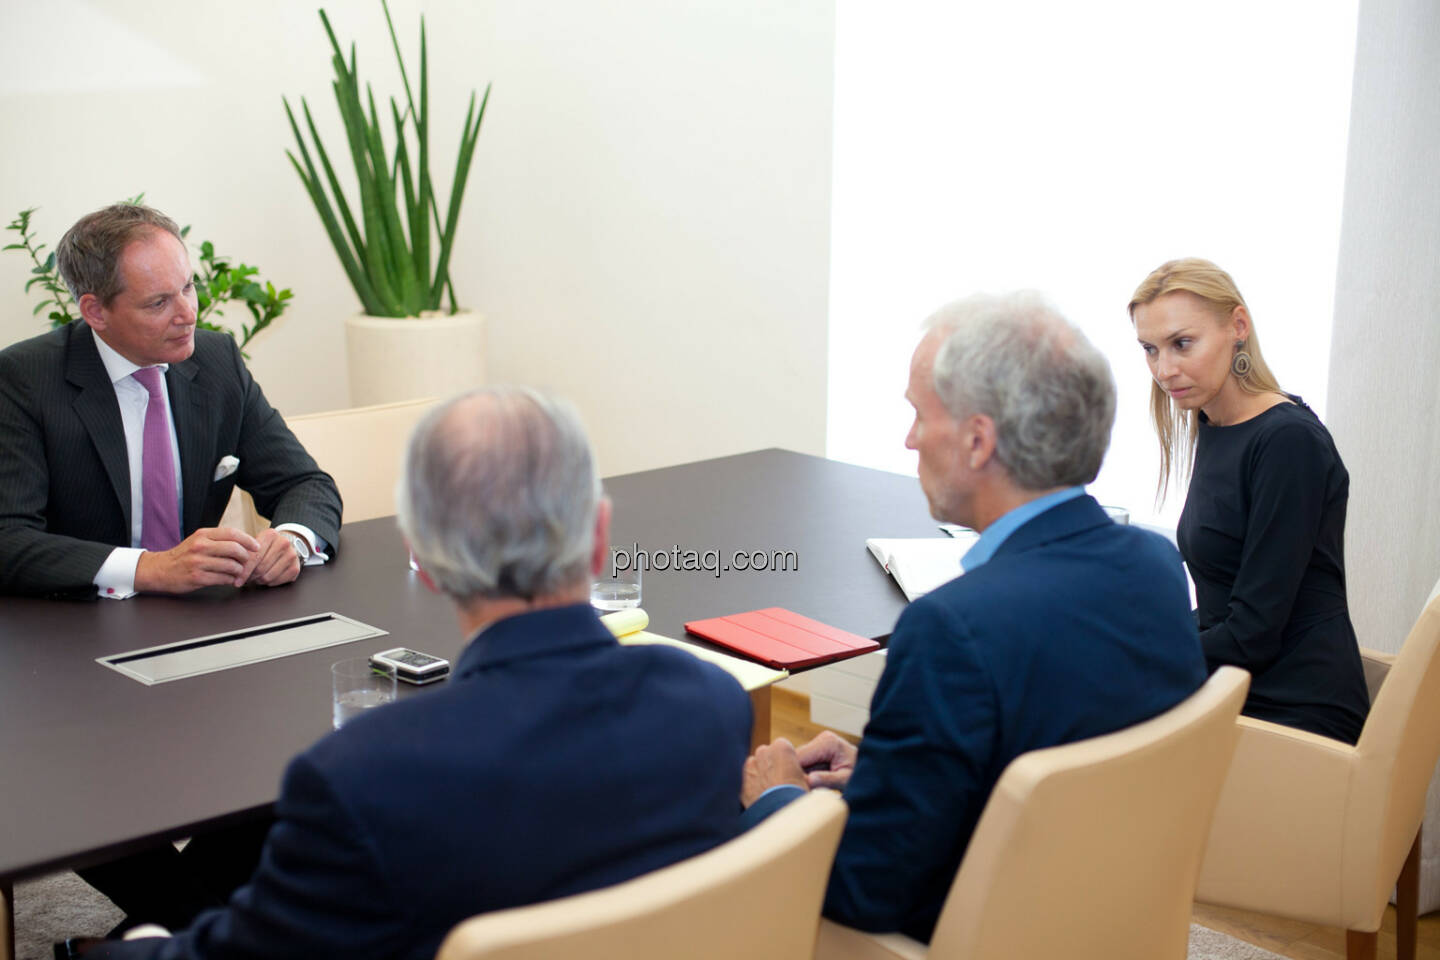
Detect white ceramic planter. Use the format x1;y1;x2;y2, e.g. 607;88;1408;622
343;310;486;407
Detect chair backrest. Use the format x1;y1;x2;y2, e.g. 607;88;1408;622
927;666;1250;960
216;398;440;534
285;397;439;524
1360;647;1396;703
1348;576;1440;916
435;789;848;960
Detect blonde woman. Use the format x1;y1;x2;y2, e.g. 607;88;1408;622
1129;258;1367;743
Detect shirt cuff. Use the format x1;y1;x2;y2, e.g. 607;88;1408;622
122;924;172;940
93;547;143;599
274;523;329;565
756;784;807;804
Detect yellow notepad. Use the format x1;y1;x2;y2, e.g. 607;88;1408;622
599;608;789;692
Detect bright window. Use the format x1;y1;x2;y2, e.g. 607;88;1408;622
827;1;1359;526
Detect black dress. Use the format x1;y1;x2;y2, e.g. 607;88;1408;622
1177;396;1369;743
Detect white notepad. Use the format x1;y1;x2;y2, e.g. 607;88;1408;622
865;532;979;601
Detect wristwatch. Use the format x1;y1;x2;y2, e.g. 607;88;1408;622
279;531;311;563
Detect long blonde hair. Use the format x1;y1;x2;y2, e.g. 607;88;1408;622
1128;258;1283;503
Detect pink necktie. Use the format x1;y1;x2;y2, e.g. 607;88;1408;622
133;367;181;551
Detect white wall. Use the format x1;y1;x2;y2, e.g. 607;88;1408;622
0;0;834;477
1327;0;1440;652
827;1;1357;527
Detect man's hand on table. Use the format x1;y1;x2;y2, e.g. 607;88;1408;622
134;526;306;593
741;738;810;807
797;730;859;790
246;528;305;586
740;730;861;808
135;527;260;592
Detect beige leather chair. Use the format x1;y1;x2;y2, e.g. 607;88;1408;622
816;665;1250;960
219;397;439;532
1369;577;1440;922
1194;577;1440;960
1359;645;1426;954
434;789;847;960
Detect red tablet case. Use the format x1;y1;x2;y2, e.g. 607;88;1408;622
683;607;880;669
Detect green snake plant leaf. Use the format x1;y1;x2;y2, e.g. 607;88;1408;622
286;3;487;317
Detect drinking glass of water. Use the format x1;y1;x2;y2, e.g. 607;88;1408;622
591;548;642;611
332;657;397;729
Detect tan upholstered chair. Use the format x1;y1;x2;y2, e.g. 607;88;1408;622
220;397;439;532
816;665;1250;960
1368;577;1440;921
1195;576;1440;960
434;789;847;960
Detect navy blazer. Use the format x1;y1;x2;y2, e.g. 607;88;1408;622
744;495;1206;941
0;322;341;596
97;604;753;960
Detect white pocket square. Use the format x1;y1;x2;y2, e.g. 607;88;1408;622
213;455;240;482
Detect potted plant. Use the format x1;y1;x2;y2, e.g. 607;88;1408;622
284;1;490;406
5;201;292;356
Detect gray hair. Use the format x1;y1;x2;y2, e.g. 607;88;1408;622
396;387;602;603
55;204;184;305
925;291;1116;490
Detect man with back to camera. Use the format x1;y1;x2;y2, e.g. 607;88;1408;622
82;386;754;959
0;202;341;600
740;292;1208;941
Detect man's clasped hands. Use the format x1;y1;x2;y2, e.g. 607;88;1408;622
740;730;860;807
134;527;304;593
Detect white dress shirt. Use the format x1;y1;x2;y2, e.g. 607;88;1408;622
89;336;324;599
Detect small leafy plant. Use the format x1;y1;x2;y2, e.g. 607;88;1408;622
5;207;79;328
190;237;294;353
4;202;292;356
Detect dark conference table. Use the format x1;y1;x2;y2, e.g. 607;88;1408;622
0;448;935;920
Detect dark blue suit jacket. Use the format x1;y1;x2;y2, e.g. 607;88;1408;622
99;604;752;960
743;495;1206;941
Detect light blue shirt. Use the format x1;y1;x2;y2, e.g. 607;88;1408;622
746;486;1090;811
960;486;1087;572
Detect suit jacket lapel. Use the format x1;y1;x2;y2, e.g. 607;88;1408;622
167;355;213;535
64;325;132;533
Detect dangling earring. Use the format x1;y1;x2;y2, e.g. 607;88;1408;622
1231;341;1252;378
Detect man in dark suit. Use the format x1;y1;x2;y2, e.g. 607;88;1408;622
740;292;1208;942
88;386;753;959
0;203;340;599
1;204;344;942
